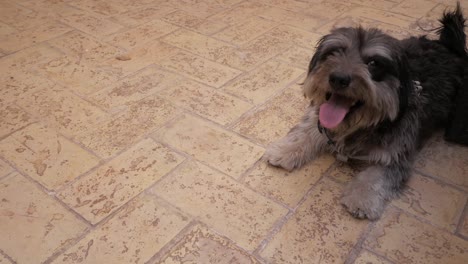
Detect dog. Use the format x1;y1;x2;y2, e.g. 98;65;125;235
264;3;467;220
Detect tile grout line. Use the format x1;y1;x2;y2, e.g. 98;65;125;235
0;248;17;264
414;168;468;194
455;197;468;240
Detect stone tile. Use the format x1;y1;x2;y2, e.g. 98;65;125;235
0;22;71;53
77;96;180;159
348;0;397;10
223;60;304;104
327;161;362;184
392;0;438;19
233;84;308;145
38;55;121;95
392;174;467;232
151;161;288;251
0;254;13;264
53;194;189;264
364;209;468;264
154;224;262;264
258;7;322;32
214;17;278;45
153;115;264;178
106;19;179;50
159;78;252;126
301;0;355;21
0;72;59;106
0;43;62;75
169;0;228;18
276;45;312;70
100;41;179;76
161;29;237;63
90;66;178;110
0;123;100;190
48;30;122;63
222;34;292;71
191;18;228;35
58;138;184;224
110;4;176;27
265;25;321;49
459;208;468;238
0;173;88;263
0;22;15;35
59;7;125;37
354;250;393;264
0;104;33;138
16;87;108;138
208;1;268;25
0;159;13;178
415;134;468;191
162;9;207;28
158;51;241;88
256;0;312;12
342;7;415;28
243;155;334;207
260;179;368;263
0;2;56;31
68;0;129;16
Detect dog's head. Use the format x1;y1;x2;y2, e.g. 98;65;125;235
304;27;412;137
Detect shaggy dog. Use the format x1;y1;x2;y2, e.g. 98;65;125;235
264;4;467;220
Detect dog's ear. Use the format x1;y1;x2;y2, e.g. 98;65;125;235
307;36;327;74
396;52;412;117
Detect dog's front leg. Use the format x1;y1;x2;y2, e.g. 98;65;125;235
340;161;411;220
263;106;328;171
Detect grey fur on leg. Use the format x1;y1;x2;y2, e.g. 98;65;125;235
341;162;411;220
263;106;328;171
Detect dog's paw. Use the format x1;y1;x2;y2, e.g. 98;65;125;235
340;184;386;220
263;143;299;172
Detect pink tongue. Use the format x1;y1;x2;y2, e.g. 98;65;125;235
319;94;353;129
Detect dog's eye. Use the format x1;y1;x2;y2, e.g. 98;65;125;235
368;60;377;67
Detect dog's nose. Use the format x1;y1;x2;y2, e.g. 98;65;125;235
329;72;351;90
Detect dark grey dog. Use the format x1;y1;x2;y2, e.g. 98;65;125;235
264;4;467;220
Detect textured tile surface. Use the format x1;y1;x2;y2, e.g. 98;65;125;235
0;123;100;190
1;1;467;263
0;173;87;263
365;209;468;264
154;225;262;264
151;161;288;251
261;179;369;263
53;195;190;264
153;115;264;178
58;139;184;224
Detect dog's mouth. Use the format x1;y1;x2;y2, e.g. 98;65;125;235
319;92;364;129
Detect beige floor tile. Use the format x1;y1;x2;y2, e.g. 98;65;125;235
53;194;190;264
265;25;321;49
49;30;122;63
58;138;184;224
392;174;466;232
100;41;179;76
150;161;288;251
0;159;13;178
214;17;278;45
243;155;334;207
233;84;308;145
162;9;208;28
0;173;88;263
106;19;179;50
0;104;33;138
415;134;468;191
301;1;356;22
260;179;369;263
77;96;180;159
343;7;415;28
0;43;62;75
110;4;176;27
354;250;392;264
223;60;304;104
0;123;100;190
15;87;108;138
256;0;313;12
0;22;16;35
38;55;121;95
348;0;397;10
158;78;252;126
258;7;322;32
276;45;312;70
169;0;228;18
154;224;262;264
0;22;71;53
0;254;13;264
90;66;178;110
153;115;264;178
0;2;56;31
191;18;229;36
459;208;468;238
161;29;237;63
158;51;241;88
59;7;125;37
364;209;468;264
208;2;268;26
68;0;129;16
327;161;362;184
392;0;438;19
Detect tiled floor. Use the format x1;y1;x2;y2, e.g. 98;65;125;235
0;0;467;263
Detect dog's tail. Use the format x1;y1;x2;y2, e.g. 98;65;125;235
437;2;467;57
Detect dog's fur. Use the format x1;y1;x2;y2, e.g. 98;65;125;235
264;4;467;220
